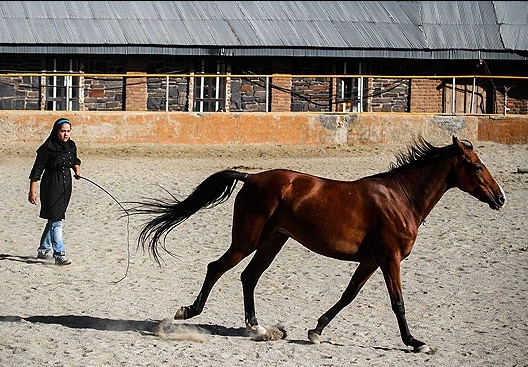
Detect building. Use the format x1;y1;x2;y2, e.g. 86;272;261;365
0;1;528;144
1;1;527;145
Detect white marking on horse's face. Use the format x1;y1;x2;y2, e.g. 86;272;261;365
479;156;506;200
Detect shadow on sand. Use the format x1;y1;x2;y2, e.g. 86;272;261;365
0;314;247;337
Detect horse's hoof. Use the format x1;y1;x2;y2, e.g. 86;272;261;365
246;323;267;336
174;307;186;320
249;325;286;341
413;344;431;353
308;330;321;344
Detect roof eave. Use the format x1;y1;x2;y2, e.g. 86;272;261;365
1;45;526;61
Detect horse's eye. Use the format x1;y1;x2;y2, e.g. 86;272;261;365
473;165;483;172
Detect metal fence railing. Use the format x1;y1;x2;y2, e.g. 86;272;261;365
0;73;526;115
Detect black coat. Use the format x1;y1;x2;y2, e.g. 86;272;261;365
29;141;81;221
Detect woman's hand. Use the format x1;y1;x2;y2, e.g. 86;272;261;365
73;165;81;180
28;192;37;205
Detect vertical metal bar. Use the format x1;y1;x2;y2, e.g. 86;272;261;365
266;76;269;112
340;78;345;112
358;62;364;112
452;77;456;114
470;77;475;114
341;61;346;112
65;76;70;111
67;59;73;111
200;76;204;112
52;75;57;111
215;75;220;112
52;59;57;111
165;76;169;112
358;77;364;112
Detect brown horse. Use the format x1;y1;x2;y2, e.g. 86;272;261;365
132;136;505;353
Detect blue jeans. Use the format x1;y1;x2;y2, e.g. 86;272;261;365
38;219;65;256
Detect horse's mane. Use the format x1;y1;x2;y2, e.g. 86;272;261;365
389;136;472;172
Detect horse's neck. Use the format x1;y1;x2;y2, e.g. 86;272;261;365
395;162;452;220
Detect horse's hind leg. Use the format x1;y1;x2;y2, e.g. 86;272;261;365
241;232;288;336
308;263;377;344
175;247;247;320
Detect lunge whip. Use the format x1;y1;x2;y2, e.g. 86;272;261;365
76;175;131;283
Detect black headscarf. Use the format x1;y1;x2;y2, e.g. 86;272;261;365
37;117;76;155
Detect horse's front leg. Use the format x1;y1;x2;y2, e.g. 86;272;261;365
308;263;377;344
381;259;430;353
175;248;245;320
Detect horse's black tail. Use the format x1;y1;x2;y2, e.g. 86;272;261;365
130;169;248;264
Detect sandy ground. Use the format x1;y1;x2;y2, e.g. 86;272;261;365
0;140;527;367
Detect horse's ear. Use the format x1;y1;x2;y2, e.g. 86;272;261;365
452;135;465;154
453;135;474;155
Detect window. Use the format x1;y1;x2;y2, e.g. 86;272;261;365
45;59;80;111
338;62;367;112
193;60;226;112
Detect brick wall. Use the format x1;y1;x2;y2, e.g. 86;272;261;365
271;76;292;112
410;78;443;113
494;80;528;115
125;73;147;111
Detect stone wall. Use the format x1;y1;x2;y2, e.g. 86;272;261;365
369;78;410;112
0;75;41;110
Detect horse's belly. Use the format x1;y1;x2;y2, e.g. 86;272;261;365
279;227;370;262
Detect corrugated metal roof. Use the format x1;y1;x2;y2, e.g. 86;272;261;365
421;1;497;25
501;25;528;50
494;1;528;50
0;1;526;59
423;24;503;49
494;1;528;25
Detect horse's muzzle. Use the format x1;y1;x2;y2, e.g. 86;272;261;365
489;194;506;210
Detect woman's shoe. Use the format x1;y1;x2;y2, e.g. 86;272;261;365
37;249;53;259
54;253;72;266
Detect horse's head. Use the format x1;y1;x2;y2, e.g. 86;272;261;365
452;136;505;210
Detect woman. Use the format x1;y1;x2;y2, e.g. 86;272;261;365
28;117;81;266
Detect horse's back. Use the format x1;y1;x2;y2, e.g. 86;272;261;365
243;168;383;204
243;169;353;205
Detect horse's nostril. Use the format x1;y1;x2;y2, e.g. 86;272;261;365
498;196;506;205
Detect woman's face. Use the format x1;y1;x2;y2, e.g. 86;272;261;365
57;123;71;143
